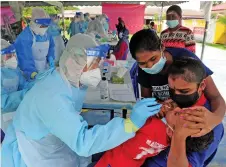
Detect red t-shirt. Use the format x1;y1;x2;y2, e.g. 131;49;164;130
95;118;169;167
113;41;129;60
160;26;196;53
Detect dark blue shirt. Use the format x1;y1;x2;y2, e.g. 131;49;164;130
138;48;213;101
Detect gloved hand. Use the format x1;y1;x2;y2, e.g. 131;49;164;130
31;72;37;79
130;98;162;128
100;44;110;57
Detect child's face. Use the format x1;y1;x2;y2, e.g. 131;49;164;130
168;75;202;96
168;75;205;108
163;75;206;137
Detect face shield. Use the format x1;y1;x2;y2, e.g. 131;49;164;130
74;16;80;23
30;8;51;36
59;47;102;88
1;43;18;69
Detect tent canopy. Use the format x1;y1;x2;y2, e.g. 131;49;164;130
1;1;186;7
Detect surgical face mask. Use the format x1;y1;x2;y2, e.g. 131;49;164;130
169;88;200;108
142;52;166;74
166;20;179;29
80;68;101;88
119;32;123;39
30;22;48;36
5;56;18;69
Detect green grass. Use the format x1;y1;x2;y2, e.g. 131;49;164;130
197;42;226;50
205;43;226;50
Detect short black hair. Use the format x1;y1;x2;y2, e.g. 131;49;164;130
129;29;161;59
168;57;206;84
150;21;155;26
167;5;182;17
168;57;213;152
186;130;214;153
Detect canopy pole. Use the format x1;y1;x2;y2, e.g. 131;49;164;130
200;1;213;61
200;21;208;61
61;7;65;36
159;2;164;32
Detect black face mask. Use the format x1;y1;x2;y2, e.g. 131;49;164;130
169;88;199;108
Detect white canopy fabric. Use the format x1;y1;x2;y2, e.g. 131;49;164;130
1;1;186;7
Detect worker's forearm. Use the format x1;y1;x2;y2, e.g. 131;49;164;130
210;96;226;123
168;133;189;167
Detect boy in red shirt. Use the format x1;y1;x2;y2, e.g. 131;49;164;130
94;58;215;167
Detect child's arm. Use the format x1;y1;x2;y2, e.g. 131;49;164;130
95;118;169;167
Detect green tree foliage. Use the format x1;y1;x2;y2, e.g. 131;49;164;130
213;1;223;6
23;6;60;17
218;16;226;25
59;18;71;30
63;6;79;10
22;6;79;17
211;13;217;19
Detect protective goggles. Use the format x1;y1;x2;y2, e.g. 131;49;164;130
76;12;82;16
34;18;52;26
86;44;110;58
1;44;16;56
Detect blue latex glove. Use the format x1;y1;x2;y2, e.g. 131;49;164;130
130;98;162;128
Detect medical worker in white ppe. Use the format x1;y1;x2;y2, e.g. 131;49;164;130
86;14;109;38
48;15;65;66
2;34;161;167
84;13;91;30
1;39;33;132
101;14;110;33
14;8;55;80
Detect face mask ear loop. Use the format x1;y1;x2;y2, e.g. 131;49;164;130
166;123;174;132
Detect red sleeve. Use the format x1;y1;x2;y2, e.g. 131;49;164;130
114;41;128;60
95;118;169;167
